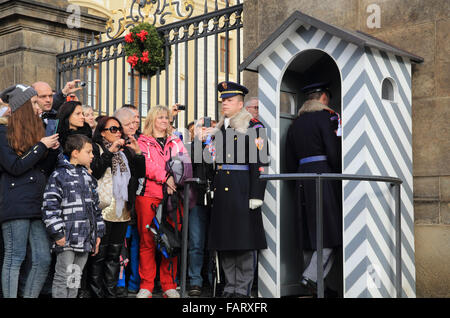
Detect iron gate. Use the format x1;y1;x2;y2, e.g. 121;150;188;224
56;0;243;129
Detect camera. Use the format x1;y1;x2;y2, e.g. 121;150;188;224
177;105;186;111
120;136;132;150
80;81;86;87
204;116;211;128
123;136;131;146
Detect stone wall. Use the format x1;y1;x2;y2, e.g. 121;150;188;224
0;0;106;89
243;0;450;297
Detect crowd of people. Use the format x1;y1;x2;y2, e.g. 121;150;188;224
0;77;342;299
0;77;268;299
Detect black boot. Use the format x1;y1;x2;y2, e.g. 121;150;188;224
87;244;107;298
77;265;91;298
104;243;122;298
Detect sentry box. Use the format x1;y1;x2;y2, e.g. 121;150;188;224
240;11;423;298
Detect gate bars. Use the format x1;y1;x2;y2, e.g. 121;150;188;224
56;1;243;129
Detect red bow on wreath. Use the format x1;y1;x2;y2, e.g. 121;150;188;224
127;54;139;68
137;30;148;42
125;33;134;43
140;51;150;63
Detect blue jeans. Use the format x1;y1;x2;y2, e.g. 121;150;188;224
117;224;140;292
188;205;211;287
1;219;51;298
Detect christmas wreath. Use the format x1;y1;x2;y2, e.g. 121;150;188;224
124;23;169;77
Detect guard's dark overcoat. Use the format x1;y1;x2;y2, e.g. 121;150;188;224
207;110;268;251
286;109;342;250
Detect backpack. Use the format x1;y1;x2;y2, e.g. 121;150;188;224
165;139;193;186
164;138;197;209
148;192;182;259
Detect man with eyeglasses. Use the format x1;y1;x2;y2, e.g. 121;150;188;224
121;104;141;138
244;97;259;120
32;80;82;113
32;80;83;135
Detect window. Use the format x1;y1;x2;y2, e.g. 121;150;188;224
220;36;232;73
381;77;396;102
280;91;297;115
87;65;99;110
128;66;149;117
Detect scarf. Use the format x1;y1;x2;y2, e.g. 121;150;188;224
103;138;131;218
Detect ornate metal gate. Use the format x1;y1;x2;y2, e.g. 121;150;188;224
56;0;243;128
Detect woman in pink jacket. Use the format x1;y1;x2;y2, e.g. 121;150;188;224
135;105;190;298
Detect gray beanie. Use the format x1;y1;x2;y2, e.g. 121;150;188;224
0;84;37;113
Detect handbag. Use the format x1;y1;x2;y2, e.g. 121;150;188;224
148;192;182;259
96;143;113;210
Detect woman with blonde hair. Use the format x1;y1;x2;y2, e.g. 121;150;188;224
82;105;96;133
135;105;191;298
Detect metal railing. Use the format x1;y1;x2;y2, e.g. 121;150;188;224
179;174;403;298
259;173;403;298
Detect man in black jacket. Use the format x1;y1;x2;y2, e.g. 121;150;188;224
187;118;215;297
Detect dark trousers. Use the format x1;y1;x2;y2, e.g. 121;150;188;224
220;250;257;296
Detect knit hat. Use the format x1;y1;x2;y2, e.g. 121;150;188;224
0;84;37;113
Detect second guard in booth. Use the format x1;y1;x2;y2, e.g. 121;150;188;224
207;81;269;298
285;82;342;296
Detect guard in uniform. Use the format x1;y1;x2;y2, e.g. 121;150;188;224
285;82;342;295
207;81;268;298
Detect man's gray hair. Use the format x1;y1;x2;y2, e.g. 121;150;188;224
244;96;258;108
114;107;135;124
82;105;93;112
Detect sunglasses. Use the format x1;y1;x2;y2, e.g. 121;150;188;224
103;126;122;133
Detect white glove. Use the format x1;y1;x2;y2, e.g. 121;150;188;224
249;199;263;210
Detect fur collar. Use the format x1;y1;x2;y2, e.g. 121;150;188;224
297;99;335;116
214;108;253;134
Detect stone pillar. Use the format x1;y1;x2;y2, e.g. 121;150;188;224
0;0;106;90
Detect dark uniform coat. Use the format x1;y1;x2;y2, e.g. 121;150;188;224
285;107;342;250
208;109;268;251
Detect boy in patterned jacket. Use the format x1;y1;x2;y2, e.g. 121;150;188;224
42;134;105;298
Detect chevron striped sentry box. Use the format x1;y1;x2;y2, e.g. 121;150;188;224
240;11;423;298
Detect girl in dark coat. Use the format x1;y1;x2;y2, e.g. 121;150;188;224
0;85;60;298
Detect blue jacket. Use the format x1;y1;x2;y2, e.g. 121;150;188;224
0;120;58;223
42;153;105;253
